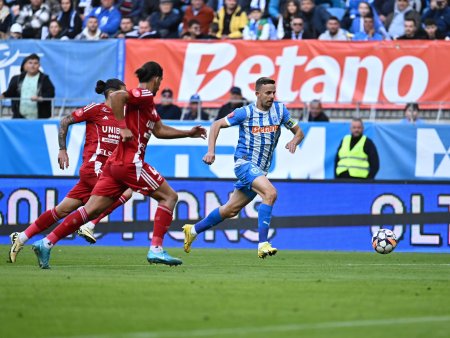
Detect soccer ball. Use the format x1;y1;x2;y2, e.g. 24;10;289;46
372;229;397;254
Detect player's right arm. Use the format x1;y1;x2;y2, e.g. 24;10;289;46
203;108;246;165
110;90;133;142
58;115;76;170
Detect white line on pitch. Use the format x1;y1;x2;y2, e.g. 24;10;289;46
66;315;450;338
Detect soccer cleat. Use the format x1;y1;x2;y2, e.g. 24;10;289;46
31;239;52;269
258;242;278;259
182;224;197;253
8;232;24;263
147;250;183;266
77;223;97;244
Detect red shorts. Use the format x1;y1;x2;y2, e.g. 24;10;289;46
66;171;99;204
92;162;165;199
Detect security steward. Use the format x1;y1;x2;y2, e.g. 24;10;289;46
335;118;379;179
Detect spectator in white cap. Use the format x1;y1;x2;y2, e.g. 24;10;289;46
9;23;23;39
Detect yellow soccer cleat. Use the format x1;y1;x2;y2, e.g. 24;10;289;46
182;224;197;253
258;242;278;259
77;224;97;244
8;232;24;263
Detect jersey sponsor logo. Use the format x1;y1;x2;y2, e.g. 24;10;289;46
132;89;141;97
251;125;279;134
101;126;120;135
74;108;83;117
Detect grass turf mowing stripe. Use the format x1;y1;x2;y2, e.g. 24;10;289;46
67;315;450;338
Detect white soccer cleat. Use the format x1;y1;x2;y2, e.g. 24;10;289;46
77;223;97;244
8;232;24;263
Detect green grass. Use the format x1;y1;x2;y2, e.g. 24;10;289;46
1;246;450;338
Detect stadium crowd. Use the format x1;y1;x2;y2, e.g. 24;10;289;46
0;0;448;40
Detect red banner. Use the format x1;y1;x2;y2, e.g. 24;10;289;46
125;40;450;107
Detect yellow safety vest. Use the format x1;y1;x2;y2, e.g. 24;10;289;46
336;135;370;178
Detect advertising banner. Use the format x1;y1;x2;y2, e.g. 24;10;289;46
0;40;124;106
1;120;450;180
0;177;449;253
124;40;450;107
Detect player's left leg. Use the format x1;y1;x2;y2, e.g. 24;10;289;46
183;189;253;253
77;188;133;244
251;176;278;259
147;181;182;266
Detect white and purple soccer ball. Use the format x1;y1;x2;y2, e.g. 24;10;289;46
372;229;398;254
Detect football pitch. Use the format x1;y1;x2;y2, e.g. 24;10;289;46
1;246;449;338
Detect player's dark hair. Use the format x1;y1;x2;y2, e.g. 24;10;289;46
255;77;275;91
135;61;163;83
95;78;125;98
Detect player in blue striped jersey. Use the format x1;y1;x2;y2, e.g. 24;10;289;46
183;77;304;258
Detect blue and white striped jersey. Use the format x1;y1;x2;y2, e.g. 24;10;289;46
225;101;297;172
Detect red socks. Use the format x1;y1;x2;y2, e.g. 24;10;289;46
47;207;90;244
91;194;129;225
151;205;173;247
24;208;60;239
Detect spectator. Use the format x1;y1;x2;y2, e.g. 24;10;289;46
215;86;248;120
182;0;214;35
373;0;422;21
246;0;281;23
149;0;181;38
335;118;379;179
142;0;160;18
299;0;330;37
385;0;421;39
84;0;121;37
15;0;51;38
116;0;144;24
282;16;314;39
345;1;388;38
0;53;55;119
47;0;62;19
76;15;102;39
156;88;182;120
45;19;69;39
182;18;206;38
8;23;23;39
114;16;136;37
352;14;384;40
57;0;83;39
205;21;220;38
423;18;447;39
422;0;450;37
0;0;12;37
214;0;248;39
182;94;210;120
277;0;301;39
319;16;350;40
401;102;424;123
397;17;426;38
307;100;329;122
125;18;160;38
243;7;270;40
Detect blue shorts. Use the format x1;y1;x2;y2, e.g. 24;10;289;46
233;161;264;200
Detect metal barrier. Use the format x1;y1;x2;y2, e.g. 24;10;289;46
1;98;450;122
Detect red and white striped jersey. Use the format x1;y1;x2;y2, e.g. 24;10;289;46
71;103;120;176
108;88;161;166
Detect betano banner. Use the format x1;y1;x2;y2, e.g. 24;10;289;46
124;40;450;107
0;120;450;180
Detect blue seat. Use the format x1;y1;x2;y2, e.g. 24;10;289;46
327;7;346;21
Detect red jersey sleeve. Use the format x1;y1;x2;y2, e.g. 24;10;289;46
71;103;100;123
127;88;154;106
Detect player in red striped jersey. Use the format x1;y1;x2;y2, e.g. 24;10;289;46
8;79;133;263
30;62;207;268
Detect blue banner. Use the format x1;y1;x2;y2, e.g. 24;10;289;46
1;120;450;180
0;177;449;253
0;40;124;106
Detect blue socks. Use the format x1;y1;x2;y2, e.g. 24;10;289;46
258;204;273;243
194;208;223;234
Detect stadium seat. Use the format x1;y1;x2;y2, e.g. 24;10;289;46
327;7;346;21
